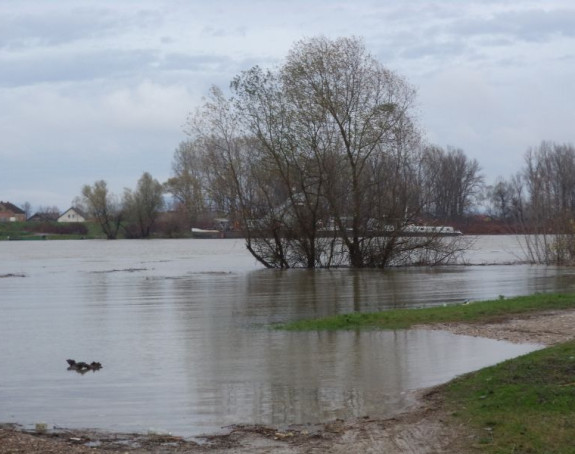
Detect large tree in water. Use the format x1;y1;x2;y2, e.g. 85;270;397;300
184;36;466;268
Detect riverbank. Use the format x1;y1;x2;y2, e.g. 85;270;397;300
278;292;575;331
2;304;575;453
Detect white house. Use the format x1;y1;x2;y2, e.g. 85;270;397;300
58;207;87;223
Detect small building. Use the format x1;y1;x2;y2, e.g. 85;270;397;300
28;212;60;222
213;218;232;231
58;207;87;223
0;201;26;222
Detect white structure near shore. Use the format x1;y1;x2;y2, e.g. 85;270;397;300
57;207;86;223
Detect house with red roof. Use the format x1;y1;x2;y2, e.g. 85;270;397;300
0;201;26;222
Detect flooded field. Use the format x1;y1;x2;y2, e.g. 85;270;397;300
1;236;575;436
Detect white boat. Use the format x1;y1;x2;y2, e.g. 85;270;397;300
191;228;223;239
400;225;463;236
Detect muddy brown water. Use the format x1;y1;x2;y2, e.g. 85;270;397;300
1;236;575;436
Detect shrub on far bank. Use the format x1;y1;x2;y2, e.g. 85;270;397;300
29;222;88;235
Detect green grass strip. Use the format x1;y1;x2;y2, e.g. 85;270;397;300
277;293;575;331
445;340;575;453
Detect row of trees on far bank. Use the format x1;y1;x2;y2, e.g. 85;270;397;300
80;172;164;239
516;142;575;264
77;36;575;267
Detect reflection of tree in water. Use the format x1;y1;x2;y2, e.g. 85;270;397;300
179;329;415;425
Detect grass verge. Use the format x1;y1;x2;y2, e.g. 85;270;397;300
444;340;575;453
0;221;103;240
276;293;575;331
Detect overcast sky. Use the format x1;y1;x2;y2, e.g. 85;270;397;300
2;1;574;211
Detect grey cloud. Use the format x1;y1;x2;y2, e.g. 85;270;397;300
450;8;575;43
384;3;463;24
375;6;575;66
0;49;159;87
201;26;229;38
200;25;248;39
0;7;163;50
157;53;276;87
399;40;470;60
0;9;120;49
159;53;234;72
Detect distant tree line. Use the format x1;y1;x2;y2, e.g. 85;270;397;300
483;142;575;264
79;172;165;239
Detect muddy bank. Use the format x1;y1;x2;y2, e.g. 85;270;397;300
418;308;575;346
2;309;574;454
0;397;464;454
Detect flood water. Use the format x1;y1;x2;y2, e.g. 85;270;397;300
2;235;575;436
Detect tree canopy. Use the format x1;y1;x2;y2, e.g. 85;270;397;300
180;36;468;268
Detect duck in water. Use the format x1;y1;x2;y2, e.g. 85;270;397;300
66;359;102;373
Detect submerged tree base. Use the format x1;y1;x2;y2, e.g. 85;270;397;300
245;233;471;269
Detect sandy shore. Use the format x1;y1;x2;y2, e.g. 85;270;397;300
2;309;574;454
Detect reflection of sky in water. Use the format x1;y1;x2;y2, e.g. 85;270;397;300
0;237;572;435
